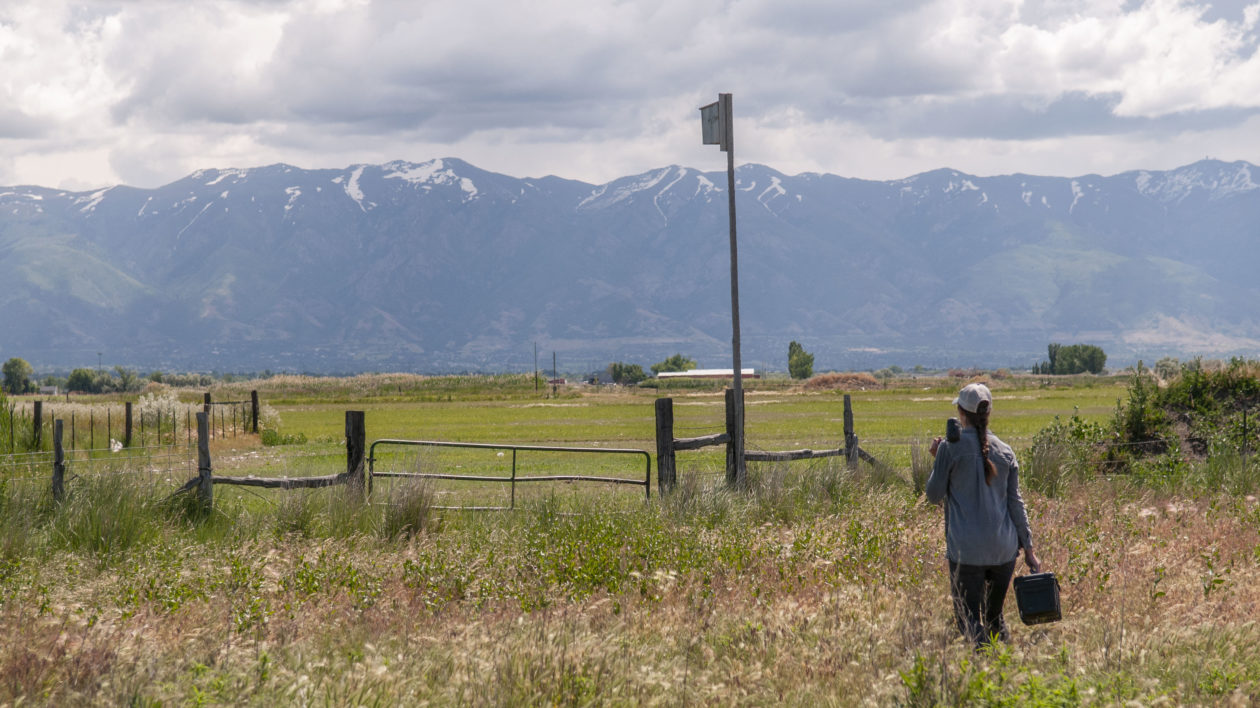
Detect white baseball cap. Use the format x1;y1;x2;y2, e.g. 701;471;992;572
953;383;992;413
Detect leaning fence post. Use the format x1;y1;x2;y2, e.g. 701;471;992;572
33;400;43;450
53;419;65;502
251;390;260;434
346;410;366;493
655;397;676;494
124;401;133;448
844;394;859;470
196;412;213;510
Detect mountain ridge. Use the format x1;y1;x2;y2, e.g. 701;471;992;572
2;157;1258;373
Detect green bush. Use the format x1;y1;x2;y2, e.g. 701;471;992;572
261;428;308;446
1024;411;1104;497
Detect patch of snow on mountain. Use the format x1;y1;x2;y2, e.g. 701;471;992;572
652;168;687;221
76;187;111;213
385;159;480;202
978;192;988;205
176;202;214;240
694;174;717;197
385;159;446;184
1041;196;1050;208
219;191;229;199
1137;164;1260;202
579;168;671;209
1135;171;1152;194
759;176;786;201
1022;190;1032;206
1069;181;1083;214
206;168;248;186
344;166;371;211
137;197;152;217
577;185;609;209
284;186;300;212
961;180;978;192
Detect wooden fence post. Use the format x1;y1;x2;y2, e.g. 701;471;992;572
346;410;366;493
124;401;133;448
251;390;260;434
196;412;213;510
655;397;675;494
52;419;65;502
725;388;744;486
33;401;42;450
844;394;859;470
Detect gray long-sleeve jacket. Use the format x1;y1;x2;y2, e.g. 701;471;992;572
925;428;1033;566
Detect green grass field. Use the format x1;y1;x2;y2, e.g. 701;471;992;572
2;373;1258;705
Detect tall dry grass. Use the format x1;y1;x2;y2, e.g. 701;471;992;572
0;458;1257;705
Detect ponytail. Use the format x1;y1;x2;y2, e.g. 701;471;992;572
963;401;997;485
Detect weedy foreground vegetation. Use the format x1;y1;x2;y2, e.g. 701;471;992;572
0;366;1258;705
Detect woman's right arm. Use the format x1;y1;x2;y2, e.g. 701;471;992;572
925;444;949;503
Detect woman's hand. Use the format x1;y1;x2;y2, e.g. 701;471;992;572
1024;547;1042;573
929;436;943;457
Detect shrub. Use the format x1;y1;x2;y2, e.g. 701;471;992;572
803;372;878;391
261;428;308;446
1023;412;1105;497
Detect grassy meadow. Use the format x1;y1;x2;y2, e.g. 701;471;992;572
1;373;1258;705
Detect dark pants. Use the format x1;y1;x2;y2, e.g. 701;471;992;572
949;558;1017;648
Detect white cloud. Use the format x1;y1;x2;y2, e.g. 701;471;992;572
4;0;1260;189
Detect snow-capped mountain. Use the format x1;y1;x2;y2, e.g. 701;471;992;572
2;157;1258;373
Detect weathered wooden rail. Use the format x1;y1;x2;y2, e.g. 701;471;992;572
173;411;367;507
655;391;877;493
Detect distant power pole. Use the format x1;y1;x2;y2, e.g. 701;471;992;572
700;92;746;486
552;351;558;397
534;342;539;392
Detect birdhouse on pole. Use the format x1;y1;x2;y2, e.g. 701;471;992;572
699;92;745;485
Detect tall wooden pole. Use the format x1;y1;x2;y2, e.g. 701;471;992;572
721;93;746;485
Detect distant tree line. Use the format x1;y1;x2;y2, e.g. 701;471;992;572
1034;343;1107;375
2;356;255;394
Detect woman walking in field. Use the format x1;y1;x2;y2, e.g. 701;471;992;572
927;382;1040;648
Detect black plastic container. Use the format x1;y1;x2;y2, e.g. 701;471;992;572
1013;572;1062;625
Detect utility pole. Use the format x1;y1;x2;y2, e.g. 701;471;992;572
552;351;558;397
700;92;746;485
534;342;539;392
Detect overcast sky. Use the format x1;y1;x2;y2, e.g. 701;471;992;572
5;0;1260;190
